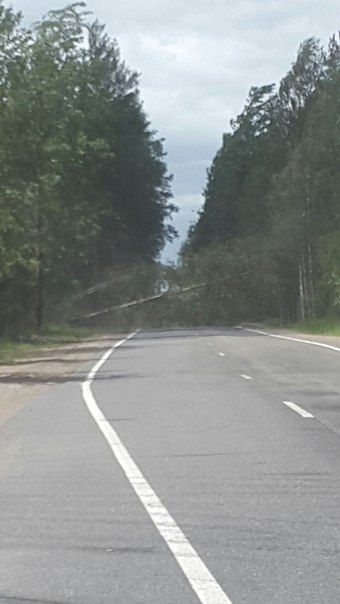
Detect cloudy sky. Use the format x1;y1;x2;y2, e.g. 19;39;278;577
14;0;340;260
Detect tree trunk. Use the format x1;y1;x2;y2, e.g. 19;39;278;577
307;242;315;318
299;261;305;322
36;253;44;331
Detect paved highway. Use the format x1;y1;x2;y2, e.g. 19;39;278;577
1;327;340;603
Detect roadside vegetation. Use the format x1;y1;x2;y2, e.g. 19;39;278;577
0;2;175;337
182;36;340;328
0;324;105;362
1;2;340;344
278;318;340;337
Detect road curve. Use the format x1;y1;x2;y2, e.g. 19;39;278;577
1;327;340;603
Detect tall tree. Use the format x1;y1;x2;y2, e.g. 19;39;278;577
0;2;175;332
184;35;340;324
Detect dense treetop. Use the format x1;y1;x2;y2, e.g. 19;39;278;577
183;35;340;324
0;2;176;331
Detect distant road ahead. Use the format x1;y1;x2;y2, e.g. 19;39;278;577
1;327;340;603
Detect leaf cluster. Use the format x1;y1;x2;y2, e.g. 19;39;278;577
0;2;175;333
184;36;340;324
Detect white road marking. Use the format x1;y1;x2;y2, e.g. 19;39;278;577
240;374;252;380
283;401;314;419
218;352;226;357
82;333;234;604
243;327;340;353
207;342;213;347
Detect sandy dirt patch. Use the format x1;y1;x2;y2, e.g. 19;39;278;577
0;334;123;427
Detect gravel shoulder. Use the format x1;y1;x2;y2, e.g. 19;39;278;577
0;334;123;426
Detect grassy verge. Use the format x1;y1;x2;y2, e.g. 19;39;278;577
262;317;340;337
0;324;107;363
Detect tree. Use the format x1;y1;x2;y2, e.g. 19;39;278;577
0;2;175;332
184;34;340;324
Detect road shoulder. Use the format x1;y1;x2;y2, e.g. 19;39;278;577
0;334;122;427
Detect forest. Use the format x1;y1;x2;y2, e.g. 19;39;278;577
0;2;175;334
1;1;340;335
180;35;340;326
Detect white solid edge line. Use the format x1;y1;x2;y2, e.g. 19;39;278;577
243;327;340;353
82;332;233;604
283;401;314;419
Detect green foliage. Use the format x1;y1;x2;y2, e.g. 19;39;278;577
0;323;104;363
184;33;340;325
284;318;340;336
0;2;175;334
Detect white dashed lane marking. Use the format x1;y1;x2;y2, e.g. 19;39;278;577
283;401;314;419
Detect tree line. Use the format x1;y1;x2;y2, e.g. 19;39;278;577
182;36;340;325
0;2;175;334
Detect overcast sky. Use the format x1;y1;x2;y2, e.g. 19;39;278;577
14;0;340;260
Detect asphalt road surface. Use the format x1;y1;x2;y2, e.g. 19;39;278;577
1;327;340;603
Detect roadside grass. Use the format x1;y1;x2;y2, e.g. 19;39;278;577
288;318;340;336
0;324;108;363
262;317;340;337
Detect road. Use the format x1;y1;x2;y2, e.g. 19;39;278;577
1;327;340;603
